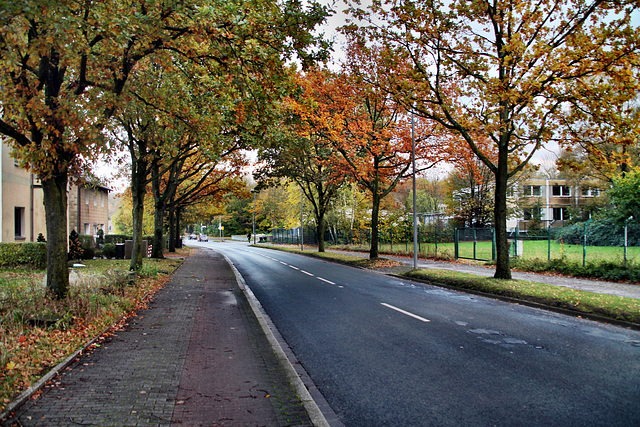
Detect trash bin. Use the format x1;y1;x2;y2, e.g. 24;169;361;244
176;238;183;249
115;243;125;259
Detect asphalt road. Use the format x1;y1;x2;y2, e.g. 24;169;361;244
192;240;640;426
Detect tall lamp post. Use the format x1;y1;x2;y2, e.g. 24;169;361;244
411;110;418;269
300;186;304;251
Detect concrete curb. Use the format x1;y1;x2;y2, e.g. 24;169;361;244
222;252;341;427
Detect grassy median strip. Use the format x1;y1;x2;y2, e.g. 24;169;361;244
257;244;640;326
406;269;640;325
0;251;187;411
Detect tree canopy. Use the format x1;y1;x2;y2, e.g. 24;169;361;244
342;0;640;277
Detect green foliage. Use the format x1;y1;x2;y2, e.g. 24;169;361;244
102;243;117;258
0;243;47;269
556;219;640;246
609;168;640;224
79;235;95;260
512;257;640;284
104;234;131;244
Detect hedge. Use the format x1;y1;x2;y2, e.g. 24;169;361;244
104;234;131;244
0;243;47;269
556;219;640;246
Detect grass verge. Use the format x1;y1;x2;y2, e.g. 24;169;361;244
258;244;640;327
0;250;187;411
403;269;640;326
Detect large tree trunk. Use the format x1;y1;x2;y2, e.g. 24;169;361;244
129;162;146;272
493;147;512;279
369;189;381;259
317;211;326;252
41;173;70;299
152;204;165;258
167;205;176;252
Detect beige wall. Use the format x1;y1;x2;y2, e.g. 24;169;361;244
1;140;109;242
68;185;109;236
1;143;47;242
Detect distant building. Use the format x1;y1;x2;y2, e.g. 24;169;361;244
0;140;109;242
508;178;605;231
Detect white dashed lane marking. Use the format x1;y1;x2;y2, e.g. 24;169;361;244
248;250;341;287
381;303;430;323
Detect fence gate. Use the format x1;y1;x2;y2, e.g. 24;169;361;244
455;228;496;261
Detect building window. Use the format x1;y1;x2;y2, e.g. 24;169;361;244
552;185;571;196
523;185;542;196
101;192;104;207
581;187;600;197
84;223;90;235
553;207;568;221
85;189;90;205
15;207;25;238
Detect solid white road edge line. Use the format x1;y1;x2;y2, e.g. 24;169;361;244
381;303;431;323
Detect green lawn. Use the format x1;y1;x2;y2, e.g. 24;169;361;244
342;239;640;264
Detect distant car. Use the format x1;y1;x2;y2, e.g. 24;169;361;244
198;234;208;242
189;233;197;240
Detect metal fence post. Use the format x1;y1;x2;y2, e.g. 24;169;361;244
492;228;496;260
473;228;477;260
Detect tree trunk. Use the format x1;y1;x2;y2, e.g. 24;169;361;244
41;173;70;299
129;160;146;272
168;205;176;252
150;160;166;259
370;190;381;259
317;211;326;252
493;148;512;279
152;202;165;259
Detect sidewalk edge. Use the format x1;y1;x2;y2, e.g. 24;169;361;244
222;253;337;427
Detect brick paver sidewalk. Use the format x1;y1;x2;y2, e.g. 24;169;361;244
3;250;312;426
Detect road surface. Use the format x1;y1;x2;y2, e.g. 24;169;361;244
191;240;640;426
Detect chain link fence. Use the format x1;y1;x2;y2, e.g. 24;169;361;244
271;221;640;266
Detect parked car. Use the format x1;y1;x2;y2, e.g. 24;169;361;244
199;234;208;242
189;233;197;240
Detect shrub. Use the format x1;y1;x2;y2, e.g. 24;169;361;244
0;243;47;269
79;234;95;260
69;230;83;260
556;219;640;246
104;234;131;244
102;243;117;258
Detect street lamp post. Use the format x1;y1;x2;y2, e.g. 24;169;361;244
300;186;304;251
412;110;418;269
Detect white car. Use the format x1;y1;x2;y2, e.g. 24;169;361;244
198;234;208;242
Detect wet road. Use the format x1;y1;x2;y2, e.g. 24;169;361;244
197;241;640;426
